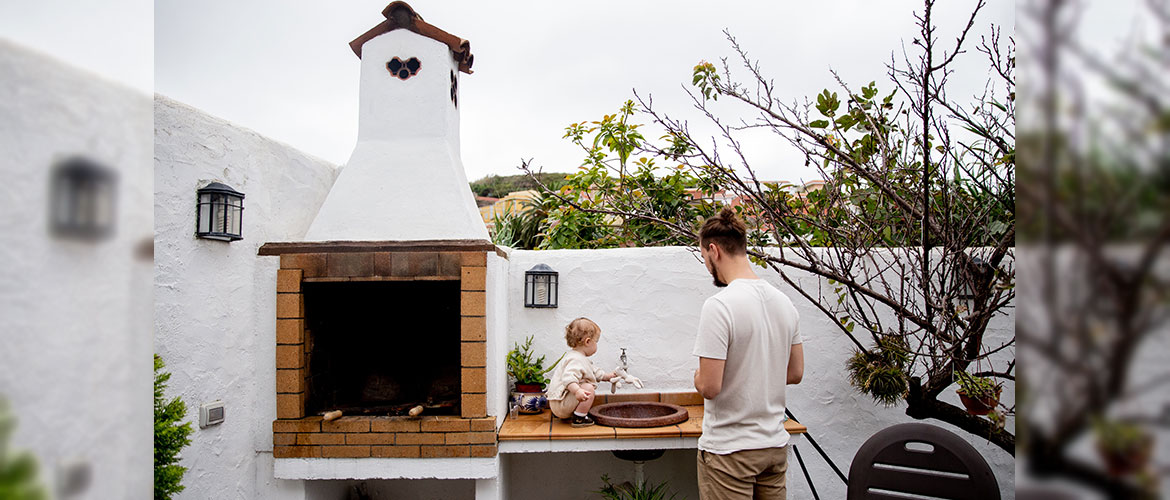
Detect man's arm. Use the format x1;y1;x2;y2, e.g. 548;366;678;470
787;343;804;384
694;357;726;399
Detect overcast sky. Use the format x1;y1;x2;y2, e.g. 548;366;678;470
27;1;1157;184
149;1;1017;183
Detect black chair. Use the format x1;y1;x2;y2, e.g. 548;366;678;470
847;423;1000;500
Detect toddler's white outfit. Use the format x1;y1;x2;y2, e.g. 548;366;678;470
545;349;607;418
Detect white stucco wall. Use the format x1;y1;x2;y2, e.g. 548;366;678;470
0;39;154;498
154;94;338;499
504;247;1016;499
487;252;510;424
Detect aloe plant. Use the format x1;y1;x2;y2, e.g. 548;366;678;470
506;336;563;387
595;474;680;500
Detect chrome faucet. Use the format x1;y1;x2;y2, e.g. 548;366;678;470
620;348;628;371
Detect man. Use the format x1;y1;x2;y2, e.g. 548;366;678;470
692;207;805;500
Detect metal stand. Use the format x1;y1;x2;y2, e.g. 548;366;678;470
791;445;820;500
785;408;849;491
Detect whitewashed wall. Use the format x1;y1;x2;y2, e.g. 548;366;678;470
505;247;1016;500
487;252;510;426
0;39;154;498
154;95;338;500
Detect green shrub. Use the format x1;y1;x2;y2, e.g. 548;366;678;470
0;397;48;500
155;354;193;500
595;474;680;500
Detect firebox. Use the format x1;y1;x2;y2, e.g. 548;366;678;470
303;280;461;416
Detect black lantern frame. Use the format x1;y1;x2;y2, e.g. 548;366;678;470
955;255;989;310
49;156;118;240
195;182;245;241
524;263;559;308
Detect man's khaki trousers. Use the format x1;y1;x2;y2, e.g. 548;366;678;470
696;446;788;500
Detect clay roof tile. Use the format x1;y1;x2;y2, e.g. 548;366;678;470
349;1;474;74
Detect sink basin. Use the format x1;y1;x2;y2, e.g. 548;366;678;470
589;402;689;428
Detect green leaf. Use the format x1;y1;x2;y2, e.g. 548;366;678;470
862;81;879;100
835;115;855;131
809;120;830;129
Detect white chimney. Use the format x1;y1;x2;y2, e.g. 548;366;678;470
304;2;488;242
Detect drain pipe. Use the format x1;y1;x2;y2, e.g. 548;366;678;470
612;449;664;490
633;460;645;490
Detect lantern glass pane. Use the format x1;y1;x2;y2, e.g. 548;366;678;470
216;194;229;233
93;182;113;228
534;275;549;306
74;180;92;227
52;179;70;226
229;204;241;236
198;193;211;233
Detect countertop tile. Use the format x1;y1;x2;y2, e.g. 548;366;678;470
549;417;618;440
497;411;551;441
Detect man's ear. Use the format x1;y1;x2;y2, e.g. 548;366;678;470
706;242;721;261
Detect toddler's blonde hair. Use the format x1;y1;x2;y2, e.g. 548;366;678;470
565;317;600;348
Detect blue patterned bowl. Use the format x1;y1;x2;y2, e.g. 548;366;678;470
510;392;547;414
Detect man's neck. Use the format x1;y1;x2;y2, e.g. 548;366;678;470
722;256;760;284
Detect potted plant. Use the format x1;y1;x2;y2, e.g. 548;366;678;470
506;336;563;413
954;372;1002;416
1093;417;1154;477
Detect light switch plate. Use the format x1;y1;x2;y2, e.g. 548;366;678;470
200;400;225;428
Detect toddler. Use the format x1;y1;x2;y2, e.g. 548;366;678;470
545;317;616;427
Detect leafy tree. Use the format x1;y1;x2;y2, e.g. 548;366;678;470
1015;1;1170;497
0;398;48;500
521;100;721;250
155;354;192;500
469;173;569;198
523;0;1016;453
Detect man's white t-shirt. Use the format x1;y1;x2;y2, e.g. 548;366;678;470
692;278;802;454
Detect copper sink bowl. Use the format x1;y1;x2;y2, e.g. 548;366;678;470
589;402;689;428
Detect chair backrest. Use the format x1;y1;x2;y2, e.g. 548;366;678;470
847;423;1000;500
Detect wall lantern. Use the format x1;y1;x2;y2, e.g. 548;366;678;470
49;156;118;240
956;256;989;311
195;182;245;241
524;264;558;308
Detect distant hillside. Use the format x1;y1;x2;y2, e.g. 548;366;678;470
469;173;569;198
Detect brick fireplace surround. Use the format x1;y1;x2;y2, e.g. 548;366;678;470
259;241;499;460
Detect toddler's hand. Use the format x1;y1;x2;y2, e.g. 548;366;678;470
575;387;592;401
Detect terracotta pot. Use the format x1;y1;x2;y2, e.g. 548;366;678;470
1097;440;1154;477
514;383;545;393
957;389;999;415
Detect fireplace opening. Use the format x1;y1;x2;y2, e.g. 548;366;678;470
303;279;461;416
